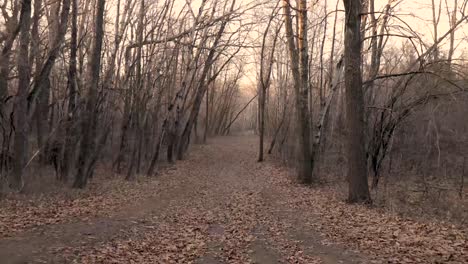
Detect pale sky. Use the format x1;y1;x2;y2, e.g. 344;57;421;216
2;0;464;89
128;0;468;91
235;0;468;88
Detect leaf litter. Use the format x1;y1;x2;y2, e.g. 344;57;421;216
0;136;466;263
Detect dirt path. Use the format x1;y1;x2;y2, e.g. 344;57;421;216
0;135;369;263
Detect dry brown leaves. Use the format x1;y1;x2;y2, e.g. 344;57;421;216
0;177;161;238
264;163;468;264
64;212;211;264
2;137;466;264
55;163;323;263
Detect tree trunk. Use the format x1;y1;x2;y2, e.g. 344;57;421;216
61;0;79;182
147;126;165;176
204;84;209;143
258;82;265;162
12;0;32;191
282;0;312;184
73;0;106;188
343;0;371;203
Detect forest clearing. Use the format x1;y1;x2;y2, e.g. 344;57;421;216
1;0;468;262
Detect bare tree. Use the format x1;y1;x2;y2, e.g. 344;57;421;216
258;4;280;162
282;0;313;184
343;0;371;203
60;0;79;182
11;0;32;191
73;0;106;188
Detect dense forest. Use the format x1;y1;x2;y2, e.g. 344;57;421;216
0;0;467;262
0;0;254;190
253;0;468;212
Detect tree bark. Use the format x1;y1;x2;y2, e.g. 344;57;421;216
61;0;79;182
12;0;32;191
282;0;312;184
343;0;371;203
73;0;106;188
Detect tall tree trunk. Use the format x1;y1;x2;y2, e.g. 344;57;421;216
73;0;106;188
61;0;79;182
126;0;145;180
343;0;371;203
282;0;312;184
12;0;32;191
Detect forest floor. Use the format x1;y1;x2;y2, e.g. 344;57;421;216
0;135;467;263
